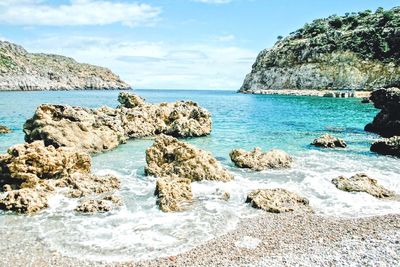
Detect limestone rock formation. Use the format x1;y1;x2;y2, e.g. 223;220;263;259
230;147;293;171
0;41;130;91
365;88;400;137
155;176;193;212
311;134;347;148
0;188;48;213
246;188;311;213
0;141;91;189
332;173;396;198
0;125;11;134
0;141;120;214
118;92;145;108
240;7;400;93
370;136;400;157
24;93;212;154
145;135;233;182
75;199;112;213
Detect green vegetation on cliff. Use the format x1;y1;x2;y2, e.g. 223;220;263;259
241;7;400;92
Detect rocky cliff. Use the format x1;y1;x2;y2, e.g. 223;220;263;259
241;7;400;92
0;41;130;91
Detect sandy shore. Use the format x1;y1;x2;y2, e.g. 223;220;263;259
1;212;399;267
241;89;372;98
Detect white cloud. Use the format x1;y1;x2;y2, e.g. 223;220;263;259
0;0;161;27
192;0;232;4
215;34;236;42
21;35;257;89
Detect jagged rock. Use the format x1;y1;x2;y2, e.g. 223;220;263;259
370;136;400;157
332;173;396;198
230;147;293;171
75;199;112;213
240;8;400;93
0;141;120;214
311;134;347;148
0;188;48;213
54;173;121;198
24;93;212;153
0;125;11;134
118;92;145;108
365;88;400;138
0;40;130;91
145;135;233;182
155;176;193;212
246;188;311;213
103;195;123;206
0;141;91;189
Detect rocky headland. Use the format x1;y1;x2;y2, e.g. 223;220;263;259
0;41;130;91
24;92;212;154
240;7;400;94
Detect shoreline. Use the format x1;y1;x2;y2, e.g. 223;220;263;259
240;89;372;98
1;212;399;266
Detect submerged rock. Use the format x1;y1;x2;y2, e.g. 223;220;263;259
365;88;400;138
370;136;400;157
0;188;48;213
75;199;112;213
54;173;121;198
155;176;193;212
311;134;347;148
230;147;293;171
145;135;233;182
246;188;311;213
0;125;12;134
24;93;212;154
332;173;396;198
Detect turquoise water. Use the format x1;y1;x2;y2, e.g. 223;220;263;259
1;90;400;261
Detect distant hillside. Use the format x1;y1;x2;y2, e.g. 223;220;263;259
241;7;400;92
0;41;130;91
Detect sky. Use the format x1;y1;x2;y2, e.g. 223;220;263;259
0;0;399;90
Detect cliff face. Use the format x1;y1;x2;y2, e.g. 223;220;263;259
0;41;130;91
241;7;400;92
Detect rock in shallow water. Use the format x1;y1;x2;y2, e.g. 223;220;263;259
230;147;293;171
75;199;112;213
155;176;193;212
370;136;400;157
365;88;400;138
311;134;347;148
0;125;12;134
0;141;121;214
246;188;311;213
145;135;233;182
24;92;212;154
332;173;396;198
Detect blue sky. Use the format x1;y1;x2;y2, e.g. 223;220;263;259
0;0;399;89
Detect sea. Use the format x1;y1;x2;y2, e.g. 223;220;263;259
0;89;399;261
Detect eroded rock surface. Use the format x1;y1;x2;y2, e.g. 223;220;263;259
311;134;347;148
145;135;233;182
332;173;396;198
75;199;112;213
246;188;311;213
24;93;212;154
230;147;293;171
0;141;120;214
370;136;400;157
155;176;193;212
0;125;11;134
